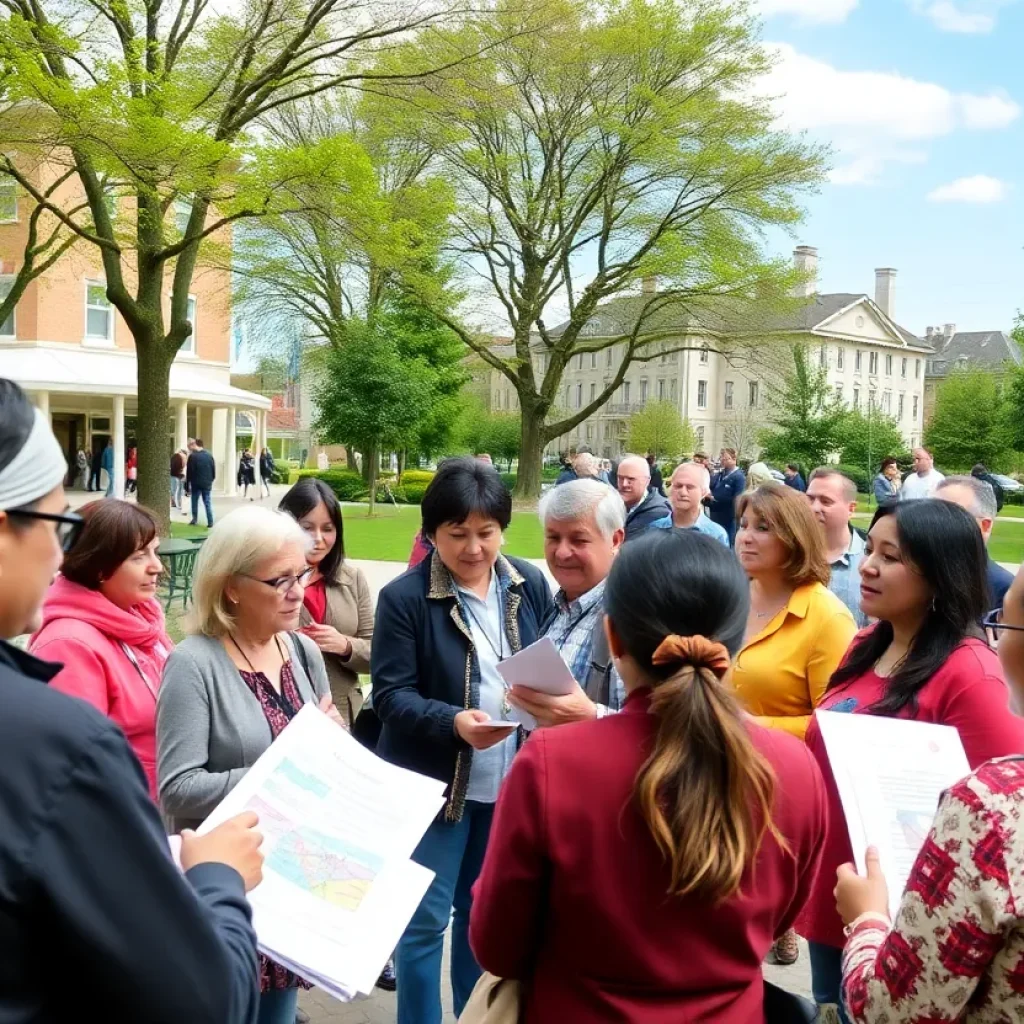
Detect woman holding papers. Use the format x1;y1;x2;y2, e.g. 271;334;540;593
731;483;857;966
799;499;1024;1023
0;378;264;1024
469;529;827;1023
371;457;552;1024
157;505;339;1024
279;477;374;727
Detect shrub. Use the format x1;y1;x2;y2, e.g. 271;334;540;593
400;469;436;485
499;473;516;491
401;483;431;504
833;464;871;495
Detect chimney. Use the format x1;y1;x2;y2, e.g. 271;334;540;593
875;267;896;320
925;325;934;340
641;275;658;295
943;322;956;340
792;246;818;298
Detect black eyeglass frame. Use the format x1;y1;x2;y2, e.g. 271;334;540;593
241;566;316;595
982;609;1024;634
4;508;84;552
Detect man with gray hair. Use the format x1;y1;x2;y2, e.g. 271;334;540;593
616;454;669;541
508;479;626;727
936;475;1013;611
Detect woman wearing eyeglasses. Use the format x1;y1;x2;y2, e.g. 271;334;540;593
157;504;340;1024
30;500;171;799
0;378;265;1023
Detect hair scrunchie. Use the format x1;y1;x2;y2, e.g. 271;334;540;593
651;634;731;679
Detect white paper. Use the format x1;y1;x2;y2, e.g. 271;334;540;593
196;704;446;999
496;636;578;730
817;710;971;919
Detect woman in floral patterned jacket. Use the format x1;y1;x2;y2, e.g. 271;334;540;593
834;561;1024;1023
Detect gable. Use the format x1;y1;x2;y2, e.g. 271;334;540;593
812;298;908;346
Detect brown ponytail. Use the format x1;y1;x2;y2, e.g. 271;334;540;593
634;634;783;903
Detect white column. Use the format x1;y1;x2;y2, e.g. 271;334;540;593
34;391;50;422
175;400;188;453
211;407;227;495
257;409;268;461
225;406;237;496
112;394;126;496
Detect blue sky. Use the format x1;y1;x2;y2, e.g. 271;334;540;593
758;0;1024;335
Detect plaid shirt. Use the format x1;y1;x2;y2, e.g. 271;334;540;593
828;528;868;628
543;580;624;713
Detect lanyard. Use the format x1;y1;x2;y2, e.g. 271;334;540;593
461;589;509;662
119;642;158;701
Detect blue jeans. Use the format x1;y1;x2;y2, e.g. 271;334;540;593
170;476;184;508
809;941;852;1024
190;487;214;526
396;800;495;1024
257;987;298;1024
104;469;114;496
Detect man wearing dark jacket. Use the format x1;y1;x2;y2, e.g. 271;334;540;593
646;454;666;496
709;447;746;543
616;454;670;540
972;463;1005;513
185;437;216;527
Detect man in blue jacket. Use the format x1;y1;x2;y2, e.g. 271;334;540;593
709;448;746;543
101;438;115;496
186;437;217;527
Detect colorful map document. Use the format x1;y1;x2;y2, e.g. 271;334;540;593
198;703;446;1000
816;710;971;919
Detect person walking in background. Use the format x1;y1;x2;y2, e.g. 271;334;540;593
124;445;138;495
260;446;275;498
470;530;827;1022
798;499;1024;1022
186;437;216;527
807;468;868;627
783;463;806;492
30;500;172;799
616;454;670;541
88;444;103;491
0;377;264;1024
900;445;944;500
238;448;256;501
730;483;857;969
972;461;1005;512
650;462;729;546
370;458;552;1024
75;447;89;489
709;447;745;543
872;457;901;506
157;505;340;1024
646;453;666;496
170;447;187;511
101;437;115;496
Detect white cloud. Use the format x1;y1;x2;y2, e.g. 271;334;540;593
927;175;1008;202
762;44;1021;183
908;0;1020;33
756;0;859;23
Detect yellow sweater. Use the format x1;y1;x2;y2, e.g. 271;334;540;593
731;581;857;740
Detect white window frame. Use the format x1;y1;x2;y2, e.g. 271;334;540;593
0;179;17;223
748;381;758;407
916;359;921;379
696;425;705;446
697;379;708;409
852;387;860;410
837;347;845;370
172;294;198;357
869;351;878;375
589;382;596;403
622;380;631;404
724;380;734;410
885;354;893;376
639;378;648;403
576;383;583;408
898;393;905;419
84;279;114;345
913;395;919;419
699;345;709;364
855;350;863;372
0;275;15;338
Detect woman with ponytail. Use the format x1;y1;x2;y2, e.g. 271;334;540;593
469;529;828;1023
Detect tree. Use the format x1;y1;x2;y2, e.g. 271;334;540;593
381;0;826;496
926;369;1013;472
759;345;846;468
625;401;693;460
720;406;762;461
452;399;521;469
0;0;479;532
837;408;908;475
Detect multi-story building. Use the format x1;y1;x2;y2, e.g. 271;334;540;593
0;164;270;495
545;246;933;459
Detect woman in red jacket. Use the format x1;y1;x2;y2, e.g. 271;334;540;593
799;498;1024;1022
470;529;828;1023
31;500;172;798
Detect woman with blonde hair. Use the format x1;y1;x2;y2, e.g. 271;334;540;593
745;461;775;490
731;482;857;966
157;504;342;1024
470;529;826;1021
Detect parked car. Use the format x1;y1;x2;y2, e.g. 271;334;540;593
992;473;1024;494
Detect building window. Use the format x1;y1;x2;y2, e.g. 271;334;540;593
0;179;17;223
622;381;631;404
869;352;878;375
852;387;860;409
902;357;907;378
696;426;705;446
670;378;677;401
640;379;648;403
855;350;863;372
504;389;511;409
589;382;596;403
657;378;665;400
916;358;921;379
575;383;583;408
0;276;15;337
819;344;827;368
868;389;876;408
697;380;708;409
85;281;113;341
885;354;892;376
606;346;614;367
576;353;584;371
913;395;919;419
724;380;734;410
590;351;597;369
898;393;905;419
837;347;844;370
586;423;592;440
177;295;197;356
565;385;571;407
699;345;709;364
748;381;758;407
881;390;891;413
834;383;843;404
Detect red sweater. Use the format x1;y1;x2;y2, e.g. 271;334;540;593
470;689;828;1023
799;635;1024;950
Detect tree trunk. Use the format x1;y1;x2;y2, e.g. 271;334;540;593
345;445;356;471
398;449;407;479
513;414;546;499
136;338;175;536
366;442;379;516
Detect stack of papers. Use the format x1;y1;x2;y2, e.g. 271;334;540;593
817;710;971;919
197;704;446;1001
496;637;579;730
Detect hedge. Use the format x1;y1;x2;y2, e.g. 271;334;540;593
833;464;871;495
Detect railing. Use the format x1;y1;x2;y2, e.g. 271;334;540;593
601;402;646;415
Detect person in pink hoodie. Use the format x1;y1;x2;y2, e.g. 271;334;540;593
31;499;172;799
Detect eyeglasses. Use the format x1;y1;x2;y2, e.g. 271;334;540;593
5;508;84;552
982;609;1024;634
242;566;315;595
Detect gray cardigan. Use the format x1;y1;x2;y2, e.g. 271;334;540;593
156;631;330;832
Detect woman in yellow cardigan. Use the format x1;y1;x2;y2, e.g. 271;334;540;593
731;483;857;964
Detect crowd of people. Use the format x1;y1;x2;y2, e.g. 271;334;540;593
5;369;1024;1024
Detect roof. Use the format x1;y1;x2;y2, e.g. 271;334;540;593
547;291;927;349
2;343;272;409
926;330;1022;377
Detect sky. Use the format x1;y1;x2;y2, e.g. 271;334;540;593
757;0;1024;335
